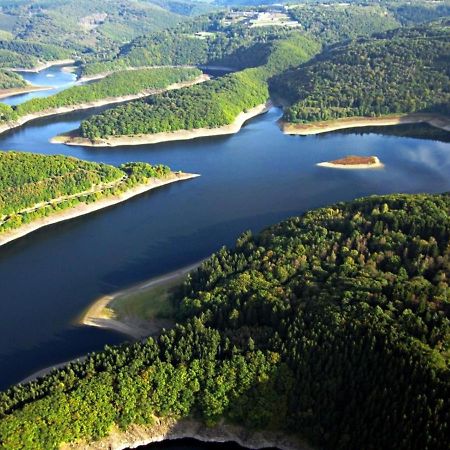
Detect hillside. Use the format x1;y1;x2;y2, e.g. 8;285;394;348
272;24;450;125
0;151;174;235
0;193;448;449
0;70;26;89
0;0;193;56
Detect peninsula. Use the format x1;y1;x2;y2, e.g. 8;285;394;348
0;151;199;247
317;155;384;169
53;102;270;147
0;68;207;136
281;113;450;136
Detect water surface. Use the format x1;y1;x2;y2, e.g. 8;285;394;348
2;65;77;106
0;79;449;390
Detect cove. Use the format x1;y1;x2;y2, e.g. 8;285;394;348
0;69;449;390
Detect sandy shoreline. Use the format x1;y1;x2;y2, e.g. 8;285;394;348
80;260;202;338
0;172;199;247
317;156;384;169
55;101;272;147
0;85;53;99
281;113;450;135
62;418;312;450
7;59;76;73
0;74;209;137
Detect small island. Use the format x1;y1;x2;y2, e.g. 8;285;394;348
317;155;384;169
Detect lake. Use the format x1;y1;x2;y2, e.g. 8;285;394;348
0;66;449;390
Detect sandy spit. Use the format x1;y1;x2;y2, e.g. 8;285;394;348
0;75;209;137
317;156;384;170
56;101;272;147
80;260;203;338
7;59;76;73
0;172;199;248
62;417;313;450
280;113;450;135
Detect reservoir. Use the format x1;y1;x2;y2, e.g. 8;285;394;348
0;66;449;389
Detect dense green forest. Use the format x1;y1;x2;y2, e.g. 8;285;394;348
287;4;400;44
0;67;201;122
0;151;171;233
80;14;298;77
0;70;26;89
0;0;207;56
272;24;450;124
0;193;448;450
79;34;320;139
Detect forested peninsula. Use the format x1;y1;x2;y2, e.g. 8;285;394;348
0;193;448;449
273;24;450;134
61;34;320;146
0;67;204;136
0;151;197;246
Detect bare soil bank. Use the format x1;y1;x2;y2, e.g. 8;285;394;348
62;417;313;450
281;113;450;135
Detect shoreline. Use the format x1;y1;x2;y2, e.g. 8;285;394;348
317;156;384;169
280;113;450;135
0;172;199;247
7;59;76;73
0;85;53;99
80;260;203;338
54;101;272;147
0;74;209;137
62;417;312;450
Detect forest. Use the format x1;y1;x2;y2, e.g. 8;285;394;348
0;70;26;89
0;192;448;450
287;4;400;44
272;24;450;124
0;151;171;233
79;34;320;139
1;67;201;119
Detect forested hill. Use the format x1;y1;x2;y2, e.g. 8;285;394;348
0;70;26;89
0;193;449;450
0;151;172;234
79;34;320;140
271;23;450;124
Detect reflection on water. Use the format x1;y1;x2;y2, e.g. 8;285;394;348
0;83;449;390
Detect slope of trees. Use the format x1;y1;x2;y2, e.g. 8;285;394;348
80;12;299;76
79;34;320;139
0;70;26;89
272;24;450;123
0;151;171;233
0;193;448;450
4;67;201;118
288;4;400;44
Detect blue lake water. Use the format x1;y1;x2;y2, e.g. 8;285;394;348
0;69;449;390
2;64;77;105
